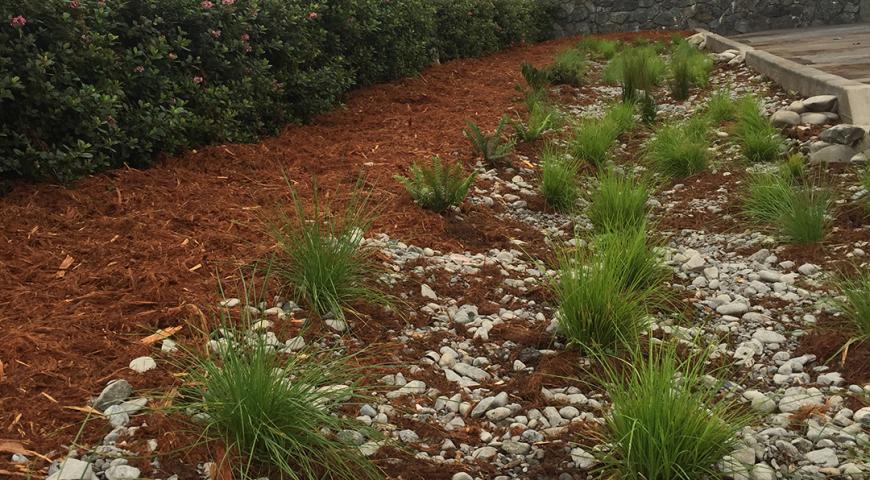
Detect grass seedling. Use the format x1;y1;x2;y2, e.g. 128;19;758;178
839;271;870;338
552;244;651;352
645;121;709;178
465;116;516;167
735;96;784;163
597;338;754;480
270;183;389;320
540;145;579;211
550;48;588;86
703;89;737;124
588;169;649;234
181;315;381;480
396;157;477;213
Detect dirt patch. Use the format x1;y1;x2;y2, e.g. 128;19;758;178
794;313;870;386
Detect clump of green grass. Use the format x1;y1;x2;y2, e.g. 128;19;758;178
271;184;389;320
512;101;562;141
465;116;516;167
570;118;618;169
521;61;551;91
588;169;649;234
743;172;829;244
702;90;737;124
550;48;588;86
578;37;620;59
668;41;713;100
735;96;784;163
553;243;650;352
839;271;870;337
778;152;807;182
181;315;380;480
605;101;637;135
540;145;579;211
603;46;666;101
396;157;477;213
595;225;670;293
597;339;754;480
645;121;709;177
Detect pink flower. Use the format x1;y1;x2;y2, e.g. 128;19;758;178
240;33;250;42
201;0;214;9
193;75;204;84
168;52;178;60
10;15;26;28
133;65;145;73
308;11;319;19
70;0;80;8
210;29;221;38
221;0;235;4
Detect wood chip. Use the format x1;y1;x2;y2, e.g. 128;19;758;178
63;405;104;416
140;326;182;345
56;255;74;278
189;263;202;272
40;392;58;403
0;359;4;383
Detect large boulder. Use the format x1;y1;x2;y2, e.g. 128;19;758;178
800;112;830;125
809;144;859;164
771;109;801;128
819;124;866;146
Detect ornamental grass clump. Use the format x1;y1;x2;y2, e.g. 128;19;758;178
396;157;477;213
553;243;650;352
588;169;649;234
577;37;620;59
703;90;737;124
603;46;666;102
668;41;713;100
597;339;754;480
839;271;870;338
570;118;618;169
270;184;389;320
645;121;709;178
539;145;579;211
595;225;670;294
743;171;830;244
735;96;784;163
465;116;516;167
549;48;588;86
181;315;380;480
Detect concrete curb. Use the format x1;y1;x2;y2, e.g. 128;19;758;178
696;28;870;126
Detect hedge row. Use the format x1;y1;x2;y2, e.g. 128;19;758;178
0;0;551;181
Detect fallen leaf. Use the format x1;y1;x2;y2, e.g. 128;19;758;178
56;255;74;278
141;326;182;345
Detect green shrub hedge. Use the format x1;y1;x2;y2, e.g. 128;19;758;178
0;0;549;181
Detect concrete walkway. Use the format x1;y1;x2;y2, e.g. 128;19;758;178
700;23;870;125
732;24;870;83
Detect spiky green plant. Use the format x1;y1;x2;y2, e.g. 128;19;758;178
570;118;618;169
553;244;651;352
465;116;516;167
603;47;666;101
645;121;709;178
639;91;657;124
588;169;649;234
840;271;870;337
396;157;477;213
595;225;670;293
578;37;620;59
181;312;381;480
512;101;562;141
520;61;551;91
540;145;579;211
271;184;389;319
550;48;588;86
703;90;737;124
597;339;754;480
605;101;637;136
743;172;829;244
735;96;784;163
669;55;692;101
670;41;713;94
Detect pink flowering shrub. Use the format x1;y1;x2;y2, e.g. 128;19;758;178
0;0;547;180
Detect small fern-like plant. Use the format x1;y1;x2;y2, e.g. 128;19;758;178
396;157;477;213
465;116;516;167
521;62;551;91
512;102;561;141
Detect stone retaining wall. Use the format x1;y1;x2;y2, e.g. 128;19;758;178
548;0;864;37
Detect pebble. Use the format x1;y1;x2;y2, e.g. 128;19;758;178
128;356;156;373
93;380;133;411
